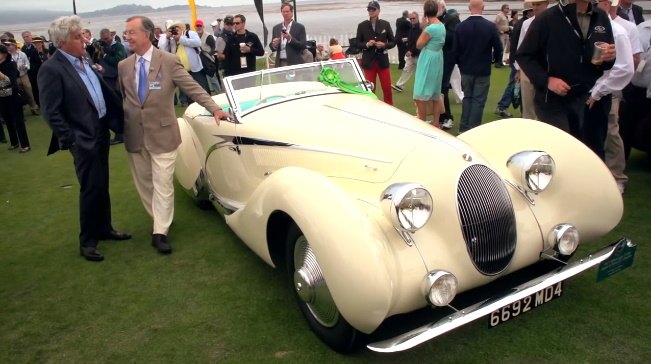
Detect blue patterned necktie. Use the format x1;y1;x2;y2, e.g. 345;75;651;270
138;57;147;104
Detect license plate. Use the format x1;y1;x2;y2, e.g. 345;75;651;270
488;281;563;327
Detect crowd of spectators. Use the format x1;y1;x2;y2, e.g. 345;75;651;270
1;0;650;261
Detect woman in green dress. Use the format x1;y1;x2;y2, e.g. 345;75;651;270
413;0;446;126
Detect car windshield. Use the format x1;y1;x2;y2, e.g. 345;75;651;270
222;59;370;120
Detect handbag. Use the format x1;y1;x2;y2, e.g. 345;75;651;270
198;50;217;77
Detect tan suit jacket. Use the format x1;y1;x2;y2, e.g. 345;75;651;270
118;47;220;153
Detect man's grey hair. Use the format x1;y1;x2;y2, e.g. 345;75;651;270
126;15;156;43
48;15;82;47
100;28;110;37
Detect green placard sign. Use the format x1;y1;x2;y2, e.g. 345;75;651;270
597;241;637;282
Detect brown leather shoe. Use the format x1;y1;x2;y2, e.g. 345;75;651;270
152;234;172;254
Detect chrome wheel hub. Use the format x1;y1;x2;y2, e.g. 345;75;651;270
293;235;339;327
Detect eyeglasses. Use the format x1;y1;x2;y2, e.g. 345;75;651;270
196;25;203;28
367;8;378;11
233;22;242;25
409;17;417;20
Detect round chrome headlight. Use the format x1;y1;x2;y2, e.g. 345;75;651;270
421;271;458;307
548;224;580;256
507;151;555;193
381;183;433;232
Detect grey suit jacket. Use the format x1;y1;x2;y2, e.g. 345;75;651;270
269;21;307;66
117;46;220;154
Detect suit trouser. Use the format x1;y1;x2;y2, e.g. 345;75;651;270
395;55;417;89
397;42;407;69
605;96;627;186
520;72;538;120
534;90;588;139
582;94;611;160
179;70;210;104
70;132;112;248
364;61;393;105
128;148;178;235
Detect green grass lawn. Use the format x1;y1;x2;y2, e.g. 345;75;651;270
1;65;649;363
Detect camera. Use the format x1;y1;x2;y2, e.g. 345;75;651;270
170;27;179;36
282;27;287;34
217;18;222;22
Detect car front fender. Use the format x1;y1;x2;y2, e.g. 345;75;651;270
226;166;396;333
458;118;623;244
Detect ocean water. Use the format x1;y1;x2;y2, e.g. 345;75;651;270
7;1;539;44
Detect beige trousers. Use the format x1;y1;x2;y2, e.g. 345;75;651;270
17;74;38;110
605;96;628;187
520;72;538;120
128;148;178;235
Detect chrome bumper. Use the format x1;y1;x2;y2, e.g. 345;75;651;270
367;238;633;353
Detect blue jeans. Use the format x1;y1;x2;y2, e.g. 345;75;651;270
459;74;491;133
497;64;516;110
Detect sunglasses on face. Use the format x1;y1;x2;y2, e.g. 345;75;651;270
233;22;242;25
367;8;378;11
196;25;203;28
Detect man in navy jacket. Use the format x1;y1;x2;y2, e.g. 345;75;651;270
453;0;503;132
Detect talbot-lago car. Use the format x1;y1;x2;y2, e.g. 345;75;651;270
174;59;632;353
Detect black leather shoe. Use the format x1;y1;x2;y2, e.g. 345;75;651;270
100;230;132;241
80;247;104;262
152;234;172;254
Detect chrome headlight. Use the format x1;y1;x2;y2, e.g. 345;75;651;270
381;183;433;232
507;151;555;193
548;224;580;255
421;270;458;307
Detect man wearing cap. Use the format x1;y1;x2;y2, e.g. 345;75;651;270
270;2;307;67
215;15;235;80
118;15;229;255
3;38;39;115
516;0;616;138
164;20;210;106
195;19;221;93
352;1;396;105
38;15;131;262
21;31;42;107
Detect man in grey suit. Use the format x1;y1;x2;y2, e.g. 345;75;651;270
39;15;131;262
118;15;229;255
269;2;307;67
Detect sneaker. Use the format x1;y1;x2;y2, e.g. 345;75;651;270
616;182;625;195
440;119;454;130
495;107;512;118
391;84;404;92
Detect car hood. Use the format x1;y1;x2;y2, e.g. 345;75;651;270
235;93;473;183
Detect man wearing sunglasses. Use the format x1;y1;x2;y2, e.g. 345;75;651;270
352;1;396;105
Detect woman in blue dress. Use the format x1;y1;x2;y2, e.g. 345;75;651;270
413;0;446;127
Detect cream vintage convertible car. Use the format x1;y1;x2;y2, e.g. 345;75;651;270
174;59;633;353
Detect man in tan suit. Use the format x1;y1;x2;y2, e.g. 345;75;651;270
118;15;229;254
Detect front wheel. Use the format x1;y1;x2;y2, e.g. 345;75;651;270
285;223;359;353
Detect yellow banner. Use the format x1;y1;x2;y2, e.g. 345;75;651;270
188;0;197;30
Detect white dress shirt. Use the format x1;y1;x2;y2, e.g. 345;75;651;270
514;16;535;71
591;20;634;100
614;15;643;55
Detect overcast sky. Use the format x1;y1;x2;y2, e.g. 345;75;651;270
6;0;282;12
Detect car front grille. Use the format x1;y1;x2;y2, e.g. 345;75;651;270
457;164;516;275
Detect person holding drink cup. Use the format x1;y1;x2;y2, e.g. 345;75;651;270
222;14;264;78
516;0;616;140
